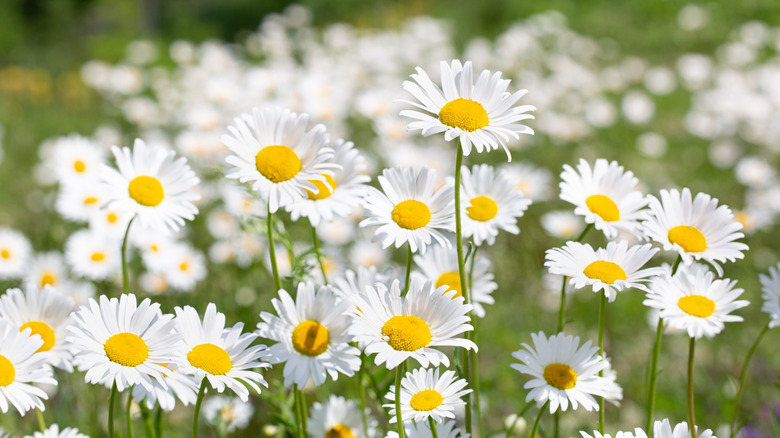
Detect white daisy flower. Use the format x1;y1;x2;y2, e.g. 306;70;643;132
287;139;372;226
157;243;206;292
101;138;200;233
131;227;178;270
202;395;255;433
221;107;335;213
759;262;780;328
0;228;31;279
131;363;200;411
50;134;106;186
332;266;395;305
643;263;748;339
642;188;748;273
545;240;662;302
540;211;585;240
360;166;454;254
0;319;56;415
401;59;535;160
24;252;69;290
502;162;552;201
64;229;121;281
384;367;471;424
55;183;107;223
173;303;270;401
89;207;132;239
460;164;531;246
308;395;377;438
579;428;647;438
559;158;648;240
386;419;465;438
653;419;715;438
348;278;477;370
413;242;496;318
511;331;612;413
256;282;361;388
23;424;90;438
0;285;75;371
67;293;180;392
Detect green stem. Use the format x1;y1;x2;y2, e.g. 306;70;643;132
109;381;118;438
645;317;664;432
529;401;549;438
35;408;46;433
357;366;370;438
575;223;593;242
505;401;533;438
467;245;483;438
121;216;136;295
557;224;590;335
140;403;155;438
311;224;328;285
730;325;771;438
192;379;207;438
671;255;682;275
597;292;607;433
296;385;309;438
267;203;282;292
127;394;135;438
395;362;407;438
428;416;439;438
154;406;162;438
687;337;696;438
403;244;413;296
553;412;559;438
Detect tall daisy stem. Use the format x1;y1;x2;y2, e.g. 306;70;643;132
357;366;370;438
121;216;136;295
557;224;591;335
154;406;162;438
140;403;156;438
730;325;770;438
467;244;483;437
192;379;207;438
529;401;549;438
109;381;118;438
403;245;413;296
267;203;282;292
35;408;46;433
687;337;696;438
597;292;607;434
428;417;439;438
395;362;407;438
645;317;664;432
127;394;135;438
294;385;309;438
311;224;328;285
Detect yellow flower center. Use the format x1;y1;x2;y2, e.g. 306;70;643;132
84;196;99;205
326;425;355;438
179;262;189;272
583;260;626;284
543;363;577;390
107;213;118;223
20;321;56;353
292;320;330;356
381;315;431;351
467;196;498;222
0;355;14;387
104;332;149;367
305;174;337;200
40;272;56;288
438;98;490;132
220;404;236;422
255;145;301;183
436;271;463;298
128;176;165;207
668;225;707;253
678;295;716;318
91;252;105;262
187;343;232;375
410;389;444;411
391;200;431;230
74;160;86;173
0;249;9;259
585;194;619;222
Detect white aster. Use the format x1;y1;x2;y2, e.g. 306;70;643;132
759;262;780;328
384;367;471;424
308;395;377;438
0;228;31;279
0;319;56;415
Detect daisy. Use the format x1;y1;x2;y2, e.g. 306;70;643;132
202;395;255;433
401;59;535;160
0;319;57;415
0;285;75;371
256;282;361;388
360;166;454;254
643;263;748;339
67;293;180;392
131;363;200;411
348;278;477;370
384;367;471;424
50;134;106;186
100;138;200;233
24;252;69;290
309;395;377;438
64;229;121;281
387;419;465;438
89;206;132;239
545;240;662;302
332;266;395;304
286;138;372;226
23;424;90;438
642;188;748;273
0;227;31;279
652;419;715;438
759;262;780;328
559;158;648;240
413;242;496;317
502;162;552;201
540;211;584;240
55;183;107;223
221;107;335;213
511;331;612;413
579;429;647;438
157;243;206;292
173;303;270;401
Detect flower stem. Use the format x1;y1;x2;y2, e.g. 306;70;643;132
357;366;370;438
311;224;328;285
395;362;407;438
505;401;533;438
109;381;118;438
140;403;156;438
121;216;136;295
428;417;439;438
687;337;696;438
267;203;282;292
529;401;549;438
730;325;770;438
192;379;207;438
403;245;413;296
557;223;591;334
645;317;664;431
127;394;135;438
295;385;309;438
597;292;607;433
35;408;46;433
154;406;162;438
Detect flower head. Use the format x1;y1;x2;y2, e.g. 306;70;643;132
384;367;471;424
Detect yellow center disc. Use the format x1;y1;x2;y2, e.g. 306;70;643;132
585;194;619;222
187;343;233;375
436;272;463;298
255;145;302;183
438;98;489;132
467;196;498;222
410;389;444;411
381;315;431;351
583;260;626;284
104;332;149;367
128;176;165;207
678;295;716;318
668;225;707;253
391;200;431;230
292;320;330;356
543;363;577;390
20;321;56;353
